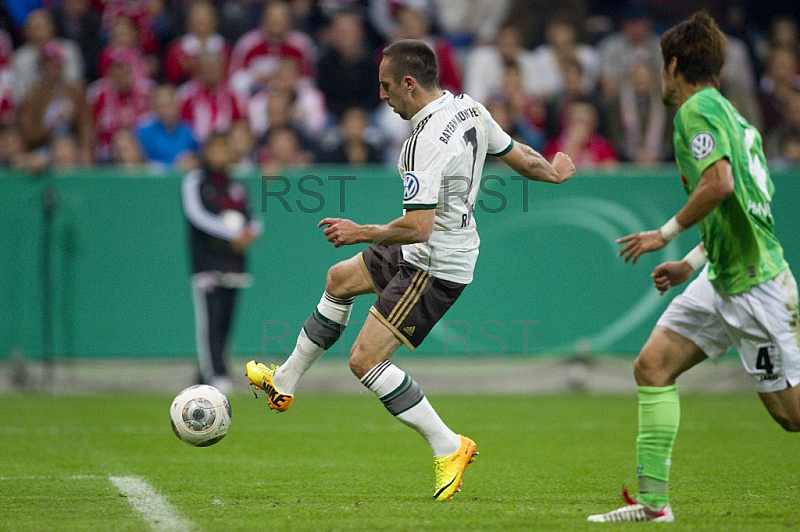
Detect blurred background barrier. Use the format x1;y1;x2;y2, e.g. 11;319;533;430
2;166;799;361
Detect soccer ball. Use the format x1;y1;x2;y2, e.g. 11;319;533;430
169;385;231;447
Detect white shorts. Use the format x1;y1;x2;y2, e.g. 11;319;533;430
657;265;800;393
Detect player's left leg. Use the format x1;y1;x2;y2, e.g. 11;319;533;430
589;268;729;523
351;313;476;500
350;260;475;500
743;269;800;432
759;385;800;431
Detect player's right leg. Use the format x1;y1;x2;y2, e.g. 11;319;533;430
588;326;705;522
589;269;728;523
246;253;376;411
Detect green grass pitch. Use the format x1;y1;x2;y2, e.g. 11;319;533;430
3;392;798;531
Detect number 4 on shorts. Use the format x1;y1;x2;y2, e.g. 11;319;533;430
756;346;775;374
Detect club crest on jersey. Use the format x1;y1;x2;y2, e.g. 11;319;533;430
691;132;715;160
403;172;420;200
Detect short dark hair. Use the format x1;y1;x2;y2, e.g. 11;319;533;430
382;39;439;90
661;11;726;86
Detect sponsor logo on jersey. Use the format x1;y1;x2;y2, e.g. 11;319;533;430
746;199;772;219
403;172;420;200
691;132;715;160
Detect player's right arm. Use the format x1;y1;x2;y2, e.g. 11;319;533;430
499;142;575;184
617;158;734;264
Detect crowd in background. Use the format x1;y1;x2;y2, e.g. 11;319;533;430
0;0;799;175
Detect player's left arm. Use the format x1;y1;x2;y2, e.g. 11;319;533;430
617;159;734;264
500;142;575;184
318;209;435;248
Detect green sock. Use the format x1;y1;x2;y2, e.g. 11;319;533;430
636;384;679;509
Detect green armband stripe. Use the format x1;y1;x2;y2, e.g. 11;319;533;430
403;203;437;210
489;139;514;157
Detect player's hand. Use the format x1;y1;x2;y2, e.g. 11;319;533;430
651;260;695;295
318;218;362;247
616;230;668;264
231;229;256;254
551;152;575;183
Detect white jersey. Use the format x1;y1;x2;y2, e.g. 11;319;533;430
399;91;513;283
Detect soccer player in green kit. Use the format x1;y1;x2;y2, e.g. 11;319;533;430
588;12;800;523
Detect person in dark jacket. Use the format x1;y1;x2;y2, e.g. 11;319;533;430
181;131;261;392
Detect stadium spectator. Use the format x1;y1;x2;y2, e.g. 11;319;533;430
50;134;80;168
52;0;101;81
227;119;257;176
100;0;161;56
0;29;11;67
772;128;800;169
177;52;242;144
368;0;434;41
12;9;84;102
136;84;199;170
605;60;668;164
489;62;547;144
182;131;262;392
316;106;385;164
431;0;511;46
544;58;603;138
110;128;146;169
530;18;599;98
761;16;800;64
759;46;800;136
766;88;800;158
259;126;312;175
97;16;151;81
720;33;763;131
17;42;94;165
316;10;381;120
543;99;617;167
502;0;589;49
87;48;153;162
484;96;545;153
228;1;316;99
394;7;461;94
0;62;13;125
215;0;265;44
463;25;537;104
164;1;230;85
247;56;326;141
0;124;25;167
597;4;662;98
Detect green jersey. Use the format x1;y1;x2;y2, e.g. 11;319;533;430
673;87;787;295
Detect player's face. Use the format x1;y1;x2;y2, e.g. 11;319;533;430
661;58;679;107
379;58;411;120
204;138;230;170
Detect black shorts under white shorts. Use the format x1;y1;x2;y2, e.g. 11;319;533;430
358;244;466;350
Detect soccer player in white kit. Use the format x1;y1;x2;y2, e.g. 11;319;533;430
246;39;575;500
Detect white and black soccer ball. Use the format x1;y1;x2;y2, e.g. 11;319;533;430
170;385;231;447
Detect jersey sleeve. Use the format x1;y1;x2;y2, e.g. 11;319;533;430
678;100;733;177
401;135;443;210
477;101;514;156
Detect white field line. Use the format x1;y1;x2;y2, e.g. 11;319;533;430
109;476;193;532
0;474;103;481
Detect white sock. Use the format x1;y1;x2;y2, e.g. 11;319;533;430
272;329;323;394
361;361;460;457
273;291;353;394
